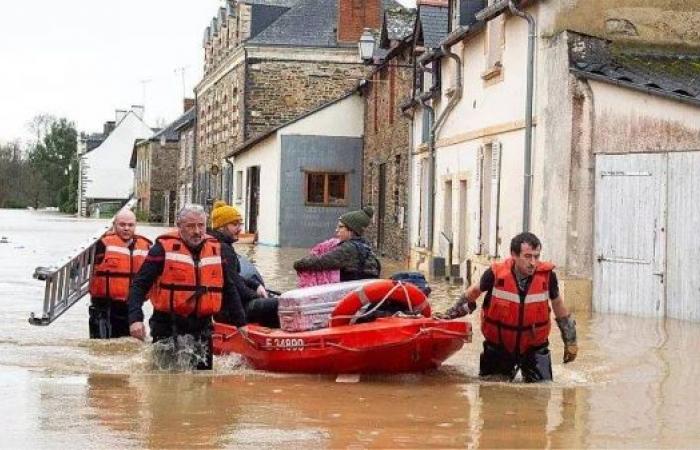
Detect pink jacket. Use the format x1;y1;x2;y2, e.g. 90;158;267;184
297;238;341;287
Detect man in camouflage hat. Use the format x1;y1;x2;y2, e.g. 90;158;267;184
293;205;381;281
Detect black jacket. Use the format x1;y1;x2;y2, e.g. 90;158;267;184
206;228;261;302
293;237;381;281
127;238;248;334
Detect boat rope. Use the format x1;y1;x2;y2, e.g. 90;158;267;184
330;281;405;324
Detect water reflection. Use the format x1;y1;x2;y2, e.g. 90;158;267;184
4;210;700;448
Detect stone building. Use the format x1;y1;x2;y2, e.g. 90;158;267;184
194;0;402;210
360;8;415;261
407;0;700;317
130;114;186;225
175;102;196;210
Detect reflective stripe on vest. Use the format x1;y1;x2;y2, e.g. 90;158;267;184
491;288;549;305
150;231;223;318
89;233;152;302
481;258;554;354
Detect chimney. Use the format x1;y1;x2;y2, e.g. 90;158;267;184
103;121;116;137
183;98;195;112
337;0;381;44
115;109;127;123
131;105;145;120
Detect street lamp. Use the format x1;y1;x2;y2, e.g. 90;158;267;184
358;28;376;62
358;28;413;68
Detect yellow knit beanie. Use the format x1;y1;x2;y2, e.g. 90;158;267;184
211;200;243;229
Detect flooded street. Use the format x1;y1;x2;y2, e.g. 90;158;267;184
1;209;699;449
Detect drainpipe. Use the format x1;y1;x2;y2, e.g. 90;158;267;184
417;45;463;255
419;95;435;251
508;0;536;232
192;91;199;203
434;44;462;135
225;155;234;203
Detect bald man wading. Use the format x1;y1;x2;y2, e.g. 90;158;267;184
88;209;152;339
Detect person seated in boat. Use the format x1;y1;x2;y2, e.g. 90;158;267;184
293;206;381;283
207;200;279;329
88;208;152;339
127;204;248;370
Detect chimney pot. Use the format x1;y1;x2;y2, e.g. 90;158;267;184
183;98;195;112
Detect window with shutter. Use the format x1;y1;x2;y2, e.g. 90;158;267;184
488;142;501;256
482;4;505;83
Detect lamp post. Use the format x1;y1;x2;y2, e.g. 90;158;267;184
358;28;376;63
357;28;414;68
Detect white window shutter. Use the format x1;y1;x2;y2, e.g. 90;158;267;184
488;141;501;257
474;146;483;254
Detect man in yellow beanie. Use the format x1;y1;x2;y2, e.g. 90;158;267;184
211;200;243;231
208;201;280;328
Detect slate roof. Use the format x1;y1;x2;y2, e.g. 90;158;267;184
249;0;404;47
173;107;196;132
148;108;195;143
569;32;700;106
416;4;449;50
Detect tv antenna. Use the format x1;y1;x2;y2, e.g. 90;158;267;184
174;66;189;99
138;78;152;106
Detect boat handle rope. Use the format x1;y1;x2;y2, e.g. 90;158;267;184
331;281;419;324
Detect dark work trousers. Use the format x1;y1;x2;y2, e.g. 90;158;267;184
479;341;553;383
150;313;214;371
244;298;280;328
89;299;130;339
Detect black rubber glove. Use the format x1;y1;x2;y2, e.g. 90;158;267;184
434;293;476;320
556;314;578;363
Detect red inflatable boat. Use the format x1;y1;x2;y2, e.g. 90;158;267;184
212;317;471;374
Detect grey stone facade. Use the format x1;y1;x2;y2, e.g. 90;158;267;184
133;140;178;224
361;44;413;261
246;59;365;137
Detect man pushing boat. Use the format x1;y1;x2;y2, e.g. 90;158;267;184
127;204;248;370
436;232;578;382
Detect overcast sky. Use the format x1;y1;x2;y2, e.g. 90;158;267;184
0;1;414;145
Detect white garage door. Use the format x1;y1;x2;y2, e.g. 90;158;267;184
594;151;700;321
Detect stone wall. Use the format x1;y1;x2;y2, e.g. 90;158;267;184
197;63;246;195
176;125;195;208
149;141;179;224
245;59;366;138
547;0;700;49
362;47;413;261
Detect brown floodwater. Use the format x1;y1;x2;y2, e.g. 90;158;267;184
1;209;699;448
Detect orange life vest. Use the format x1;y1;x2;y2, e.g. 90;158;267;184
150;231;224;318
89;232;152;301
481;258;554;354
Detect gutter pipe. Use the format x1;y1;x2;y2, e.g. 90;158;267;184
416;42;463;253
508;0;536;232
192;91;199;203
418;93;436;252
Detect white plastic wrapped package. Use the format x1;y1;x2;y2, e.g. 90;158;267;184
277;280;376;332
